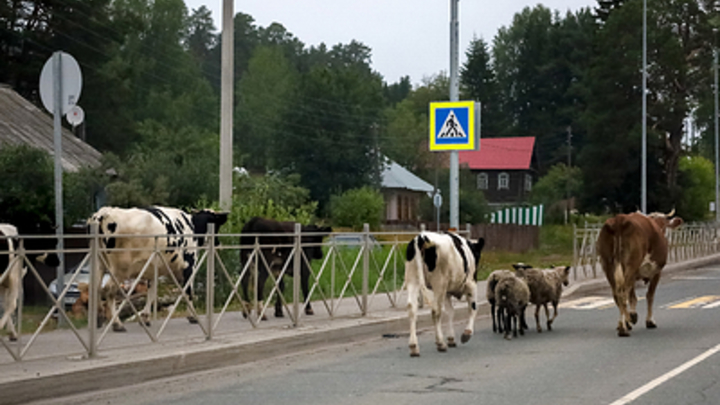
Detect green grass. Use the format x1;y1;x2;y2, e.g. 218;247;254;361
476;225;574;280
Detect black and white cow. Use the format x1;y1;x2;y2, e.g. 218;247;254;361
89;206;228;332
405;231;485;357
1;221;60;341
239;217;332;320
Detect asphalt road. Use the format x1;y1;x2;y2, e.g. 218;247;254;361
35;266;720;405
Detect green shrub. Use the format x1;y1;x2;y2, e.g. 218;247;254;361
330;187;384;230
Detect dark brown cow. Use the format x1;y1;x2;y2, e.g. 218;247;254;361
596;210;683;337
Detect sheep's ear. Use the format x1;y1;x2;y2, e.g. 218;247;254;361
563;266;571;275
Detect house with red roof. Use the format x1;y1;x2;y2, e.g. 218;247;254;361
458;136;537;206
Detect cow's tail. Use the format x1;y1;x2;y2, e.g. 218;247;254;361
407;234;434;307
605;216;626;289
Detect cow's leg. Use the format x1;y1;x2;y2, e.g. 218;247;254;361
139;280;153;327
611;263;631;337
646;273;661;329
461;282;478;344
182;267;199;324
433;289;447;352
534;304;542;332
257;270;268;321
240;269;252;319
628;284;638;325
110;291;126;332
444;295;456;347
275;276;285;318
301;266;314;316
406;282;420;357
0;284;18;341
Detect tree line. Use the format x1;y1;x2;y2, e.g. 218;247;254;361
1;0;717;226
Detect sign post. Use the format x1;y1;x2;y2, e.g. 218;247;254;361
39;51;82;316
429;100;480;231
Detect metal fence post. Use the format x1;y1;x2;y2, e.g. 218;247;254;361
572;223;577;281
362;223;369;316
206;223;215;340
293;223;302;326
88;221;99;358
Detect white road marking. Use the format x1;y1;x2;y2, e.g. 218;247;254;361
608;342;720;405
560;296;615;310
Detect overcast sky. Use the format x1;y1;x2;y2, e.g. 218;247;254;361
185;1;597;86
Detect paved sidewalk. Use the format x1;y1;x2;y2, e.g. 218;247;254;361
2;254;719;405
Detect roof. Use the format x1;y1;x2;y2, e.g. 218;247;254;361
0;84;102;171
458;137;535;170
381;158;434;194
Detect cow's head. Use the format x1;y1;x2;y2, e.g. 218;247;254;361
647;209;683;232
301;224;332;260
469;237;485;266
191;209;229;245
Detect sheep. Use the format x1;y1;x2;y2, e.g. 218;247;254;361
513;264;571;333
486;269;514;333
494;274;530;340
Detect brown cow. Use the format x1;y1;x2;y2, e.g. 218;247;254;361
597;210;683;337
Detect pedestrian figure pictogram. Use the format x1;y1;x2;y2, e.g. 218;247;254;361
438;111;466;139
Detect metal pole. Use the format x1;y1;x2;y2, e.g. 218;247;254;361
641;0;647;213
88;221;98;358
52;52;66;325
362;223;370;315
449;0;460;230
219;0;234;211
293;223;301;326
566;126;572;224
715;46;719;223
206;223;215;340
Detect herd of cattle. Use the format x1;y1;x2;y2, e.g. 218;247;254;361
0;206;683;357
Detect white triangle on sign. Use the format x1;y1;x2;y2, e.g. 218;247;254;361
438;111;467;139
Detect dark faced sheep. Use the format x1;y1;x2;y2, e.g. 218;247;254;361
495;274;530;340
514;264;571;333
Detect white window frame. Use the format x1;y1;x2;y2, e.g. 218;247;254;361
498;172;509;190
477;173;488;190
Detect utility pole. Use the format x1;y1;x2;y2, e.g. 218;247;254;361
219;0;234;211
449;0;460;231
641;0;647;213
714;42;719;223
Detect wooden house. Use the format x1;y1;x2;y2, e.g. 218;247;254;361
459;137;536;207
381;159;434;224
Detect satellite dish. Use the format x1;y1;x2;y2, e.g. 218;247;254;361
66;105;84;127
39;52;82;115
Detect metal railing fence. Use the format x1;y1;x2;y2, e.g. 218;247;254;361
0;224;473;362
572;222;720;281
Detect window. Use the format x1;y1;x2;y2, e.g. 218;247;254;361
525;174;532;192
477;173;488;190
498;172;509;190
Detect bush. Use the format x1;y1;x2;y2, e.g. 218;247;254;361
330;187;384;230
0;145;54;224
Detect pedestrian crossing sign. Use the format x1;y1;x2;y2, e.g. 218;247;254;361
429;100;478;151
